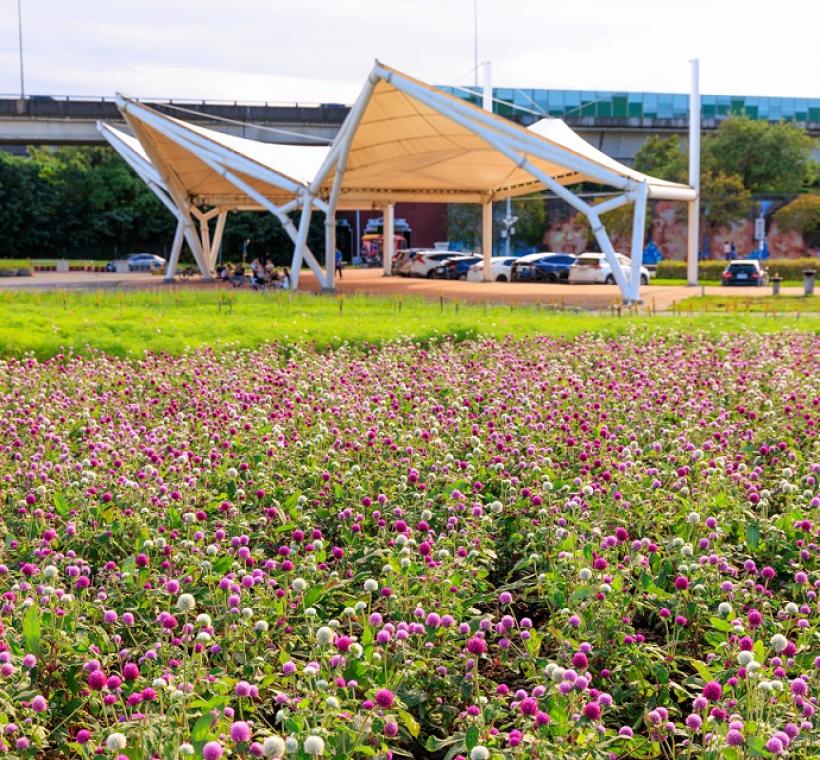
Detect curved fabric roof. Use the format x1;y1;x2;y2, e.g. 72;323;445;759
315;63;695;204
116;96;330;209
114;62;694;213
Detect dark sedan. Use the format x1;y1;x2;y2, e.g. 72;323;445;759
721;260;768;287
433;255;482;280
511;253;577;282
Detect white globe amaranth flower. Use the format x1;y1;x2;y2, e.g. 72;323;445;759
303;735;325;756
315;626;335;646
255;620;269;633
578;568;593;581
737;651;754;667
471;747;491;760
263;735;286;758
196;613;212;627
717;602;732;617
363;579;378;593
770;634;788;653
176;593;196;613
106;732;127;751
284;736;299;753
291;578;307;593
687;512;700;525
179;743;194;756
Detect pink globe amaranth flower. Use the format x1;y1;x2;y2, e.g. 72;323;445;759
235;681;251;697
122;663;139;681
31;695;47;712
466;636;487;655
87;669;107;690
618;726;633;738
519;697;538;716
582;702;601;720
384;721;398;737
765;737;783;755
76;729;91;744
747;609;763;628
702;681;722;702
674;576;689;591
572;652;588;669
230;721;252;743
203;741;224;760
685;714;702;731
22;654;36;669
374;689;395;709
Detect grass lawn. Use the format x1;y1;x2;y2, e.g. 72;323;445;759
651;277;804;287
0;288;816;359
675;294;820;313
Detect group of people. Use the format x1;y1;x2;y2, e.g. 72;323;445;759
215;258;291;290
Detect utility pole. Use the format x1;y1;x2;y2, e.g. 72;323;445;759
500;197;517;257
687;58;700;286
17;0;25;98
473;0;478;87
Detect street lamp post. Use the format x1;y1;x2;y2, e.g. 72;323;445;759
17;0;25;98
500;197;517;257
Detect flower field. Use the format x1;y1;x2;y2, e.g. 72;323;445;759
0;331;818;759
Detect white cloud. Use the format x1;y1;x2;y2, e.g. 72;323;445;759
1;0;817;100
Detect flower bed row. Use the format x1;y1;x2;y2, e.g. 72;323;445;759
0;332;817;759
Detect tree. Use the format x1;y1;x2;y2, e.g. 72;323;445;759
633;135;687;183
774;194;820;250
447;197;546;251
699;171;753;233
702;116;813;195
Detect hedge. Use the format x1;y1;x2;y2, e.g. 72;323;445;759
655;258;818;281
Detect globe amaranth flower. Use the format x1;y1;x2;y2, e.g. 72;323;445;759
262;736;286;758
470;747;490;760
303;735;325;756
106;733;127;751
231;721;252;743
203;741;224;760
702;681;722;701
374;689;395;709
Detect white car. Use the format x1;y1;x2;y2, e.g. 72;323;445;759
466;256;518;282
409;251;463;278
392;248;435;276
569;252;651;286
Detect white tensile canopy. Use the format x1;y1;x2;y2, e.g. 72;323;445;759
115;62;696;301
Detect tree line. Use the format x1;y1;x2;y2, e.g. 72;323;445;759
1;116;817;260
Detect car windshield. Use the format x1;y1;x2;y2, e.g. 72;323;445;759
728;264;757;273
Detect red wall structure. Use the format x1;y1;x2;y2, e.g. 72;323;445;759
338;203;448;256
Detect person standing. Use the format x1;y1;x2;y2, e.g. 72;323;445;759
335;248;344;280
723;241;732;261
730;241;737;259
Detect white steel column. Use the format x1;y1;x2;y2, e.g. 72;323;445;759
164;219;185;281
325;214;336;290
383;203;395;276
482;61;492;112
629;183;649;303
687;58;700;286
482;199;492;281
210;209;227;269
290;198;313;290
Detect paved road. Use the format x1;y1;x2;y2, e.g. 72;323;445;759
295;269;803;311
0;269;805;311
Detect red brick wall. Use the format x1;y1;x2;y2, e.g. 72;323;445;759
338;203;449;256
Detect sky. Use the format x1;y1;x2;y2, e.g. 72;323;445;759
0;0;817;104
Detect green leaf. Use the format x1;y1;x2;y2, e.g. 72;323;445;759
22;604;42;655
191;714;214;742
709;616;733;632
747;735;772;757
746;522;761;551
690;659;714;683
53;492;69;517
398;709;420;739
303;585;324;607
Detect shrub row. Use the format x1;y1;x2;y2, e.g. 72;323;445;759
655;257;818;280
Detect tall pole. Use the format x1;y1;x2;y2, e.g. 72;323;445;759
481;60;493;282
504;197;511;257
17;0;25;98
473;0;478;88
687;58;700;286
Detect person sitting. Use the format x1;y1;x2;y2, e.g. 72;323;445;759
230;263;245;287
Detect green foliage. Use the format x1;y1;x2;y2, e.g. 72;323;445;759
702;116;814;195
0;289;813;359
633;135;687;183
699;170;753;231
447;197;546;251
655;257;818;281
774;194;820;249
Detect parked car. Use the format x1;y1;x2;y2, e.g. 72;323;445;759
392;248;435;276
106;253;166;272
408;251;464;278
433;255;483;280
127;253;166;272
466;256;518;282
721;259;769;286
568;252;650;286
511;253;577;282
